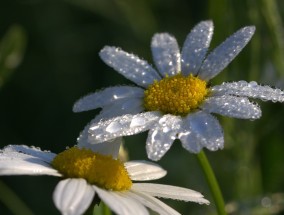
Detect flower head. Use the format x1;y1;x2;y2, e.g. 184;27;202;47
0;144;209;215
73;20;284;161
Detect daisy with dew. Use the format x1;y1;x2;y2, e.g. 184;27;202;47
0;143;209;215
73;20;284;161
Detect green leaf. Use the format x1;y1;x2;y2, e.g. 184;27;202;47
0;25;27;88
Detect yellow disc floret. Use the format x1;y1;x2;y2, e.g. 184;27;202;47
144;74;208;115
52;147;132;191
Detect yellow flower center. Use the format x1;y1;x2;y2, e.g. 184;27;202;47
144;74;208;115
52;147;132;191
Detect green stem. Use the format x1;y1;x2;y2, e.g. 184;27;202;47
196;150;227;215
102;202;112;215
260;0;284;76
92;202;112;215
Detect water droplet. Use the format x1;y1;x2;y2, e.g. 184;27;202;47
248;81;257;87
130;116;147;127
106;121;122;133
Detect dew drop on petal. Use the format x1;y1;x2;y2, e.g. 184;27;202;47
106;121;123;133
130;116;148;128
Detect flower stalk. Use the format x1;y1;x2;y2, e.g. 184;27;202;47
196;150;227;215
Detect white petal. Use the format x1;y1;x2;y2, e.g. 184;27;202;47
53;179;95;215
97;97;144;120
0;145;60;176
151;33;181;77
178;111;224;152
88;112;161;143
125;160;167;181
99;46;161;88
211;81;284;102
79;135;122;159
132;183;210;205
3;145;56;162
181;20;214;76
93;186;148;215
199;26;255;81
128;190;181;215
178;130;203;153
201;95;262;119
77;95;143;155
77;118;122;158
73;86;144;112
83;138;122;158
146;115;182;161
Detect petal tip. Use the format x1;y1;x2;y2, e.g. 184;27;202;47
99;46;117;58
202;20;213;26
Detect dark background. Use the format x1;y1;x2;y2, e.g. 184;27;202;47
1;0;284;214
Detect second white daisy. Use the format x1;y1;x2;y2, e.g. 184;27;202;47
0;144;209;215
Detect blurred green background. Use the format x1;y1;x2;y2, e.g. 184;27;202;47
1;0;284;214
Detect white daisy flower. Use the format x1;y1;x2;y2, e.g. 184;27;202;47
73;20;284;161
0;144;209;215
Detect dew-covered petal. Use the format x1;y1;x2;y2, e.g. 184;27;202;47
0;145;60;176
128;190;180;215
146;115;182;161
211;81;284;102
132;183;209;205
78;126;122;159
77;117;122;158
81;138;122;158
73;86;144;113
199;26;255;81
96;97;144;120
178;111;224;152
100;46;161;88
2;145;56;163
93;186;149;215
151;33;181;77
53;179;95;215
181;20;214;76
88;112;161;143
201;95;261;119
77;96;143;155
178;130;203;153
125;160;167;181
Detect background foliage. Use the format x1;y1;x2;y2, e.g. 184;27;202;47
1;0;284;214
